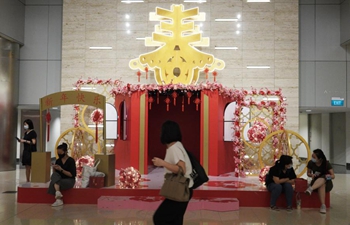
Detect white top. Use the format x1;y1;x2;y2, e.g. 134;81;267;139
164;141;194;188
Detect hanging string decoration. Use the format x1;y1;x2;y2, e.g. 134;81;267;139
171;91;178;106
212;71;218;82
204;67;209;79
137;71;142;82
148;95;154;110
119;167;142;189
165;96;171;111
145;67;149;79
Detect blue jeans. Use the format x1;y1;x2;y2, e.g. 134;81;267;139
267;182;293;207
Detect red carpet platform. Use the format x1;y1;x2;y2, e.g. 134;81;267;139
17;168;329;209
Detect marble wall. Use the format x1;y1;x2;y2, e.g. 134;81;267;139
61;0;299;133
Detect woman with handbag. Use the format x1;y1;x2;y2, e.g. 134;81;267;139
265;155;296;211
152;120;194;225
305;149;335;214
18;119;37;182
48;143;76;207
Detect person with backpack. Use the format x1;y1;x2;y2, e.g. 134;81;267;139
152;120;194;225
265;155;296;211
305;149;335;214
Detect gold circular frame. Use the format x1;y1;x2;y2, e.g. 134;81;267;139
54;127;101;159
258;129;311;178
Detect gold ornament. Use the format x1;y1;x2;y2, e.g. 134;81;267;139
129;4;225;85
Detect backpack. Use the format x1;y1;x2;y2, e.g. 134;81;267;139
185;149;209;189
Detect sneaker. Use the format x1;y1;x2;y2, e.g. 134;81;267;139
270;206;280;211
55;191;63;199
286;206;293;212
305;186;313;195
51;199;63;207
320;204;326;214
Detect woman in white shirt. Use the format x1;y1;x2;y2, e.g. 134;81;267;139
152;120;193;225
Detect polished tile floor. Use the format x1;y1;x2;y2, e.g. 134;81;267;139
0;166;349;225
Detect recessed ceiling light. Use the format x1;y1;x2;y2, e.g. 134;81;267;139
184;0;206;2
136;37;145;40
121;0;144;3
89;47;113;50
246;66;270;69
247;0;270;2
215;46;238;50
306;109;312;112
236;30;240;34
215;18;238;22
126;30;131;34
125;14;130;19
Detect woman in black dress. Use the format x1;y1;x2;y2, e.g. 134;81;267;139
18;119;37;182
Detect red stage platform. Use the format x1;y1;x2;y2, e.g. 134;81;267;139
17;169;329;209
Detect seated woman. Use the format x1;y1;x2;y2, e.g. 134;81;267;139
48;143;76;207
265;155;296;211
305;149;335;214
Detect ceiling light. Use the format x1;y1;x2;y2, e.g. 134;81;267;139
236;30;240;34
125;14;130;19
237;24;241;28
247;0;270;2
246;66;270;69
215;18;238;22
184;0;206;2
136;37;145;40
237;14;241;19
305;109;312;112
215;46;238;50
89;47;113;50
121;0;144;3
125;22;130;27
126;30;131;34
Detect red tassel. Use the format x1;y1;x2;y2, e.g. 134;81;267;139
182;96;184;112
137;71;141;82
172;91;178;106
47;124;50;142
186;92;192;105
204;68;209;80
213;71;218;82
165;97;171;111
95;123;98;143
46;110;51;142
145;67;149;79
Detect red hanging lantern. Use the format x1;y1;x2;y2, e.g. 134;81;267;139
148;96;154;110
212;71;218;82
194;97;201;111
145;67;149;79
165;97;171;111
182;96;185;112
186;92;192;105
46;110;51;142
136;71;141;82
204;68;209;80
171;91;178;106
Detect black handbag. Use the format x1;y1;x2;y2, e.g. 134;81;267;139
159;167;190;202
185;149;209;189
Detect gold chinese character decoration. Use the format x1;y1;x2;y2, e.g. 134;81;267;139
129;4;225;85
